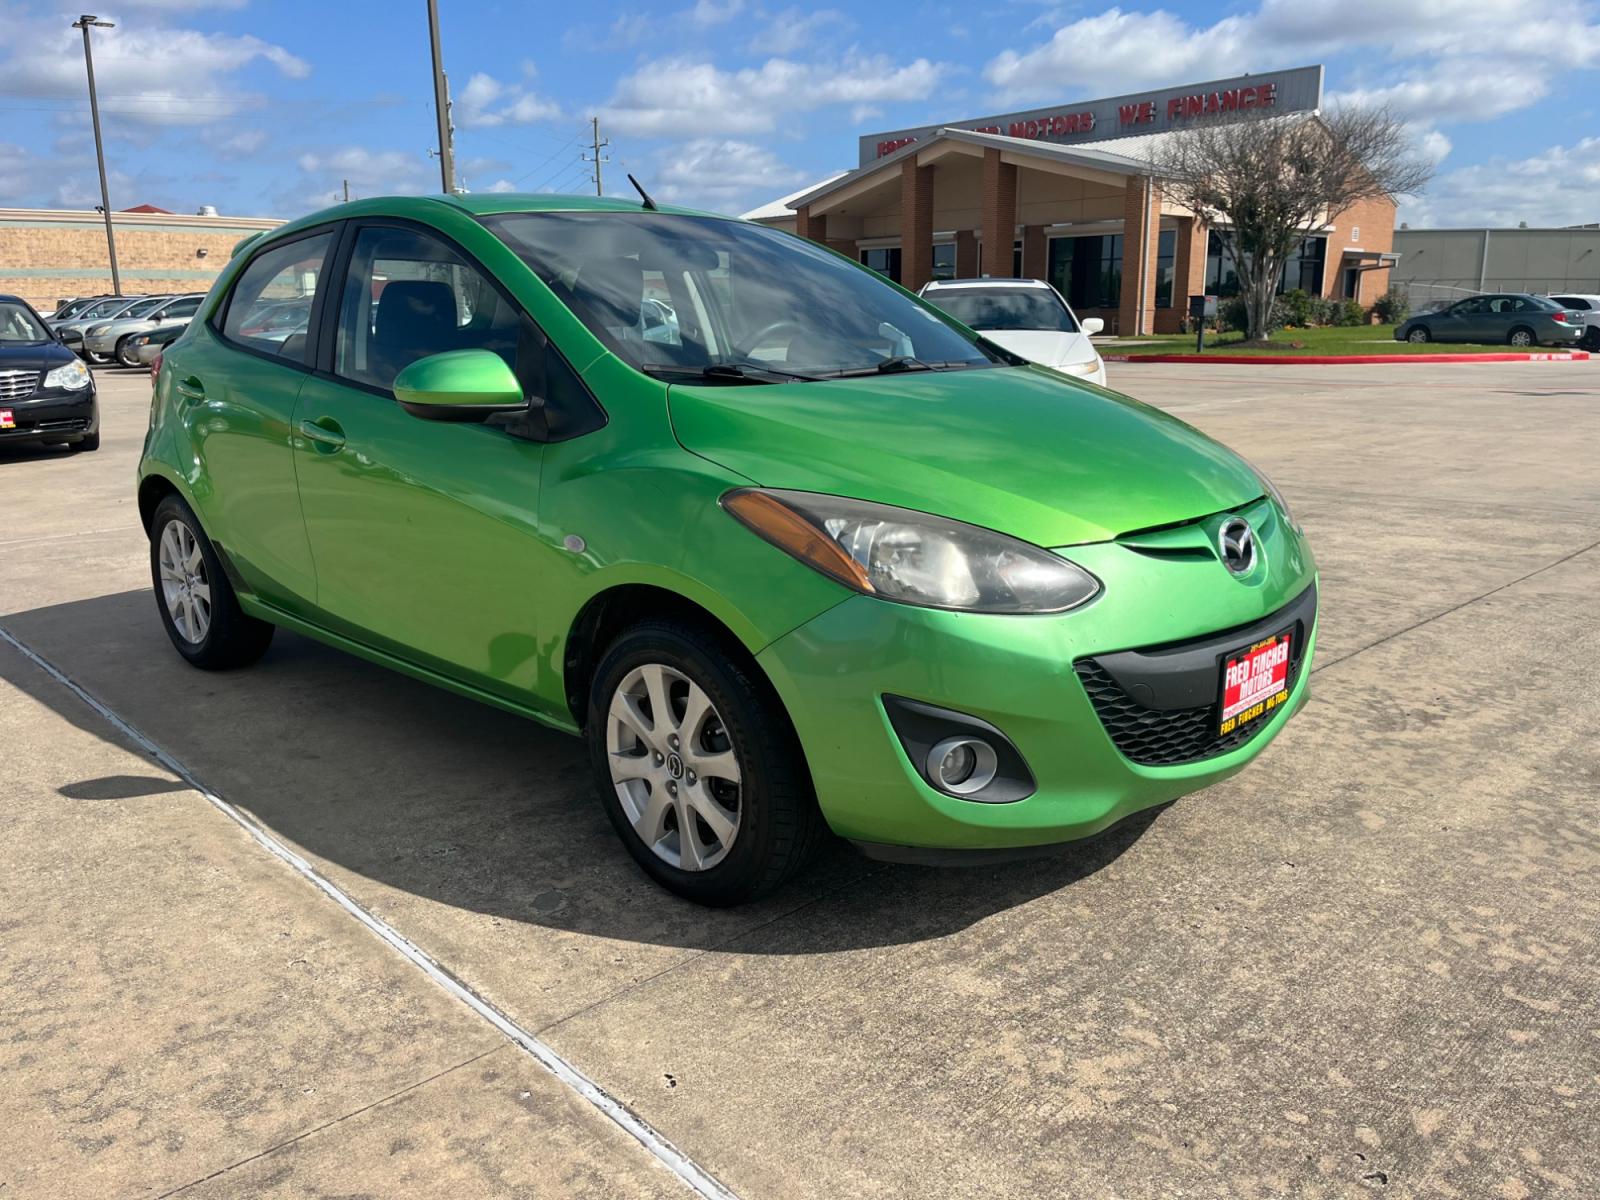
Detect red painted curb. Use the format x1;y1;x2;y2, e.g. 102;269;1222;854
1104;350;1593;365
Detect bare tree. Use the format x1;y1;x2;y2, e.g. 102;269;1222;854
1149;107;1434;342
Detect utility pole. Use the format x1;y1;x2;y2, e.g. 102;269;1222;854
583;117;609;196
73;14;121;296
343;178;350;202
426;0;456;193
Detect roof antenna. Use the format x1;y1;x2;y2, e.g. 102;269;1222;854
627;173;658;211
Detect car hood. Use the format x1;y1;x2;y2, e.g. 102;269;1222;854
667;365;1262;547
0;339;76;372
978;329;1098;367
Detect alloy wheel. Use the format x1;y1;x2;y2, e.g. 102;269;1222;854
158;519;211;644
605;662;742;871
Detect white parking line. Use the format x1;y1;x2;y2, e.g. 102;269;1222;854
0;622;741;1200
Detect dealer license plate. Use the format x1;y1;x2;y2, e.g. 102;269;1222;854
1218;630;1293;737
0;409;13;429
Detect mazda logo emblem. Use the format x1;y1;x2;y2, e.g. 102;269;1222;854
1217;517;1257;576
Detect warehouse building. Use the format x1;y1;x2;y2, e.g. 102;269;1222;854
744;65;1399;335
1390;225;1600;308
0;205;283;311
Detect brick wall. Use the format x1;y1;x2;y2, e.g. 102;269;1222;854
0;209;281;310
1323;194;1398;304
980;149;1017;279
900;160;935;291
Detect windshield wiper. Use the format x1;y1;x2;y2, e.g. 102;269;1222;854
643;362;822;385
828;356;988;378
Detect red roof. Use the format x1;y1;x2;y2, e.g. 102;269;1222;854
120;204;173;214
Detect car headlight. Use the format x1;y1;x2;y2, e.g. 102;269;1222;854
722;489;1101;613
1242;458;1299;532
43;359;91;391
1057;359;1101;376
86;323;110;337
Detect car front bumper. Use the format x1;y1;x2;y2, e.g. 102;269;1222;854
84;331;123;355
0;388;99;443
757;497;1317;854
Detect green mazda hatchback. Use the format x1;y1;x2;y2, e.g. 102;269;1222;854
138;193;1317;904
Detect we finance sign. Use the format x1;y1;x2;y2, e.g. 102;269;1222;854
858;65;1323;165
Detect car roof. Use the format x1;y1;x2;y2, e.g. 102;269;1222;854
922;278;1052;290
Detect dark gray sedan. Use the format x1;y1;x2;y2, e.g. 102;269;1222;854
1395;293;1585;347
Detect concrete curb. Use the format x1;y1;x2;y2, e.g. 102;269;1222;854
1104;350;1594;365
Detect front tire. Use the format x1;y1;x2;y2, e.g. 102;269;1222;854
85;350;111;365
586;619;824;905
149;493;274;669
1582;327;1599;352
116;336;141;368
1406;326;1430;343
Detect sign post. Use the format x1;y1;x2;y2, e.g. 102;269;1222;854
1189;294;1217;354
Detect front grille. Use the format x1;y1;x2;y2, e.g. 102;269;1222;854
1075;650;1304;767
0;370;40;400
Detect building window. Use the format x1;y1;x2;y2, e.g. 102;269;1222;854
1155;229;1176;308
931;243;956;280
1205;233;1326;297
1013;240;1023;278
861;246;902;284
1047;234;1122;310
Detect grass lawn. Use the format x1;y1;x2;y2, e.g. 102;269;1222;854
1101;325;1583;357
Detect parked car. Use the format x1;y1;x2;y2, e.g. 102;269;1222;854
125;320;189;368
49;295;114;321
0;294;99;451
77;295;184;363
53;295;168;360
137;194;1317;904
918;277;1107;385
1394;293;1585;347
1545;293;1600;351
48;293;147;335
84;293;205;367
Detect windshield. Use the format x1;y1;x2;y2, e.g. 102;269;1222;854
0;302;50;342
81;297;134;318
122;296;169;318
925;287;1079;333
483;211;1000;380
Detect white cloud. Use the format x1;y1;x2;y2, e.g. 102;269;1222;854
484;179;519;193
0;17;309;127
748;7;851;54
295;148;435;208
205;128;269;161
650;138;806;214
1400;137;1600;228
984;0;1600;124
688;0;745;26
454;71;562;128
600;53;945;136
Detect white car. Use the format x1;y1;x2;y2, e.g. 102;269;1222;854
918;277;1107;386
1545;294;1600;351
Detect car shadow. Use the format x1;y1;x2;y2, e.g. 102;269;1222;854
1;589;1161;955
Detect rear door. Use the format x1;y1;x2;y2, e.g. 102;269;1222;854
171;227;337;614
291;219;565;704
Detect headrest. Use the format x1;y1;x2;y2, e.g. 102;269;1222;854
373;280;456;347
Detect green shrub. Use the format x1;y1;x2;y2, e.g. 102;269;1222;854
1372;285;1409;325
1281;288;1314;328
1335;298;1368;326
1218;295;1288;337
1308;296;1339;326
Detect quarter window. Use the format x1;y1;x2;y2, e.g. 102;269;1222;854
220;231;332;364
334;225;527;392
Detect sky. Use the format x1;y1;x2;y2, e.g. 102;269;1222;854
1;0;1597;228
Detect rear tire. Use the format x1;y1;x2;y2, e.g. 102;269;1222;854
1406;327;1430;343
586;619;825;905
149;493;274;669
1582;327;1600;352
1508;327;1536;348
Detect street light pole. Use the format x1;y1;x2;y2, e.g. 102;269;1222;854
73;14;121;296
426;0;456;194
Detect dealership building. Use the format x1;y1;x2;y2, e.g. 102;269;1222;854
745;65;1399;335
0;205;283;312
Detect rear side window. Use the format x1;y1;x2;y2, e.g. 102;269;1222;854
161;296;203;320
220;231;333;364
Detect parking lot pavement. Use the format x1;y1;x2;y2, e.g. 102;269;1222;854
2;361;1597;1198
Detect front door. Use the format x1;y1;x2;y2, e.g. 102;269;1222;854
291;221;559;704
174;227;335;614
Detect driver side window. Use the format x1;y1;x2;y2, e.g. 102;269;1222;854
334;225;526;393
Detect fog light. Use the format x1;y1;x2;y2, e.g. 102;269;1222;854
926;737;998;795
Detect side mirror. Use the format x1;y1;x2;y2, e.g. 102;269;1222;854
393;349;528;422
1081;317;1105;336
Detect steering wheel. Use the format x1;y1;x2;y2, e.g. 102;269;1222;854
737;319;808;359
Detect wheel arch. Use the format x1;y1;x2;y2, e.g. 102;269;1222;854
138;471;184;533
564;583;780;732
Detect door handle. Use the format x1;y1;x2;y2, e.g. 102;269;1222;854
176;376;205;403
298;417;346;451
